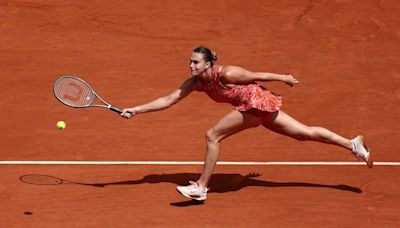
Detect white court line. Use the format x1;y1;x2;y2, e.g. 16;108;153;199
0;161;399;165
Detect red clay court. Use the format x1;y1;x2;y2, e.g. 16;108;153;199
1;0;399;227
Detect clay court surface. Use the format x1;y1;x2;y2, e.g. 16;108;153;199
1;0;400;227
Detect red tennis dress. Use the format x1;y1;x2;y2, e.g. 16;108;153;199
195;65;282;112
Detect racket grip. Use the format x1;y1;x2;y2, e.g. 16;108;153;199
108;105;124;114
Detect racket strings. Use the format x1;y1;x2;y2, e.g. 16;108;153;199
54;77;94;107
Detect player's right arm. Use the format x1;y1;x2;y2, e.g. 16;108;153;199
121;77;197;118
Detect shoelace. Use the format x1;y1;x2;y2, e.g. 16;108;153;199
187;181;199;192
187;181;208;193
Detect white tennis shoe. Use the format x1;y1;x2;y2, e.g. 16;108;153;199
177;181;208;201
351;135;373;168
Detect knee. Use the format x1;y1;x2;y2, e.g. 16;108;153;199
206;128;221;144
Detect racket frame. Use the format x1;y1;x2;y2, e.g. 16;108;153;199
53;76;124;114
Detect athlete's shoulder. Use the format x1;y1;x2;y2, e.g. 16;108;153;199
186;76;202;91
219;65;243;78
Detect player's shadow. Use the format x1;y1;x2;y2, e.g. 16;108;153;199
20;173;362;207
92;173;361;193
93;173;362;207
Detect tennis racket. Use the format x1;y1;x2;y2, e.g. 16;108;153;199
53;76;130;116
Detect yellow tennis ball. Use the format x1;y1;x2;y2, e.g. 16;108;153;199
57;121;66;130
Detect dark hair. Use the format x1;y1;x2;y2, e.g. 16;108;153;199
193;46;218;66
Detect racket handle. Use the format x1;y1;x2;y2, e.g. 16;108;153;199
108;105;124;114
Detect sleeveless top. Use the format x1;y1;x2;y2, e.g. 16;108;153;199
195;65;282;112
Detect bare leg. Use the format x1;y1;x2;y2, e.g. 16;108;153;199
197;110;262;188
263;110;353;150
197;109;354;188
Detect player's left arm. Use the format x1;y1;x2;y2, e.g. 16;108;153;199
221;66;299;87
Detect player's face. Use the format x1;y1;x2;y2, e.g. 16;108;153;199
190;52;210;77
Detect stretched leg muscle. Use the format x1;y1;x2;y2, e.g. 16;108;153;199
263;110;353;150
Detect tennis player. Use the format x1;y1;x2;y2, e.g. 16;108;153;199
121;46;372;201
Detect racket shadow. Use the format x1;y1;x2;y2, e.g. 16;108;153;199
19;174;107;187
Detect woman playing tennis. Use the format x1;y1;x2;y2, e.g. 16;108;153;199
121;46;372;201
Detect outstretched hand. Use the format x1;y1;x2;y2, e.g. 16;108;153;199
284;74;299;87
121;109;135;119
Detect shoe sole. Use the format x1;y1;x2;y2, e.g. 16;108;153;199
365;145;373;168
176;188;207;201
